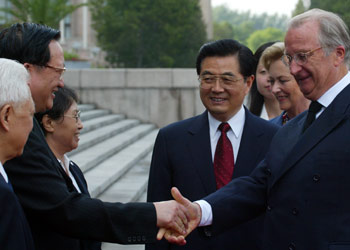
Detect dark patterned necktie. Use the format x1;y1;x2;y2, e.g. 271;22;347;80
302;101;323;133
214;122;234;189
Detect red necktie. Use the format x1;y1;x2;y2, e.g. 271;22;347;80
214;122;234;189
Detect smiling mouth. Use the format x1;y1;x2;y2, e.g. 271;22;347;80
210;97;226;102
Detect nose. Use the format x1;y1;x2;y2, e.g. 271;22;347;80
271;82;280;96
211;78;225;92
77;119;83;130
288;60;302;76
58;77;64;88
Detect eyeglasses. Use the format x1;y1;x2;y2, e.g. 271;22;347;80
282;47;322;66
63;110;81;123
45;64;66;79
198;74;244;90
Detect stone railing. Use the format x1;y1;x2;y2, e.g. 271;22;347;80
64;68;205;128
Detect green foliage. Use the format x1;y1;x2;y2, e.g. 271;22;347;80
246;27;285;52
64;51;79;61
212;5;289;44
90;0;206;68
292;0;306;17
310;0;350;29
0;0;85;29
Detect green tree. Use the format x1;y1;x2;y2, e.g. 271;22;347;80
91;0;206;68
0;0;85;29
310;0;350;29
246;27;285;52
213;21;234;40
292;0;306;17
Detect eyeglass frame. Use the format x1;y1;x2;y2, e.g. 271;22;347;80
63;110;81;123
198;74;245;90
45;64;66;78
282;47;323;66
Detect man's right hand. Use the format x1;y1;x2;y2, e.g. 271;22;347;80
157;187;202;245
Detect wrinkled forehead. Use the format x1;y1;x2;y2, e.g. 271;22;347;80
285;22;320;54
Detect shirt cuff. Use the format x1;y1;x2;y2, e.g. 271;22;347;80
195;200;213;226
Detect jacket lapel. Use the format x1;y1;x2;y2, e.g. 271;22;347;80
187;111;217;194
272;84;350;185
234;109;265;178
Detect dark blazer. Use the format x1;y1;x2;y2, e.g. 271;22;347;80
269;111;285;126
146;108;279;250
4;119;157;250
205;84;350;249
0;175;34;250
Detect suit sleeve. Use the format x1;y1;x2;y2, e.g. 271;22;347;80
146;130;172;250
204;158;269;235
4;121;158;244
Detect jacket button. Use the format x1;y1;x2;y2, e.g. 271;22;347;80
313;174;320;182
203;227;212;237
288;242;296;250
292;208;298;215
266;168;272;176
142;236;146;242
137;236;141;242
267;205;272;211
127;237;131;243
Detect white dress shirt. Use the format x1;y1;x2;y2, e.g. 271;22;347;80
198;105;246;226
0;161;8;183
197;71;350;227
57;154;82;193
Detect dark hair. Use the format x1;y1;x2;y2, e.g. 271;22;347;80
35;87;78;133
196;39;255;77
0;23;60;66
249;41;277;116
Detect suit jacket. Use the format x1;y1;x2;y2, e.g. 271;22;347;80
4;118;157;250
205;84;350;249
0;175;34;250
269;111;285;126
146;108;279;250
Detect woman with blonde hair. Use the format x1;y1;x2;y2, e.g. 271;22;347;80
261;42;310;126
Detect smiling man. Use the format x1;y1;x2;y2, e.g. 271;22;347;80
147;39;279;250
0;23;190;250
163;8;350;250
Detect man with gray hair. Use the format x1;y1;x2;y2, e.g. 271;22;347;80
0;58;35;250
164;8;350;250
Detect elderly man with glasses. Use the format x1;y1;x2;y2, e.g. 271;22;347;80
163;8;350;250
146;39;279;250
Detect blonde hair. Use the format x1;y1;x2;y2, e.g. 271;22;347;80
260;42;285;70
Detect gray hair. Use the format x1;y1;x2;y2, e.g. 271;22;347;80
288;8;350;66
0;58;32;108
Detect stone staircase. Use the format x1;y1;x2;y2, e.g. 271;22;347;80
71;104;158;250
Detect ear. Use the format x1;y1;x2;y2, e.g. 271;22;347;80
0;104;12;132
41;115;55;133
333;45;345;67
244;75;254;95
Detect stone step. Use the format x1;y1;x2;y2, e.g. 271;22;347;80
97;152;152;203
70;124;155;174
78;104;95;112
81;109;110;121
68;119;140;156
80;114;126;135
86;129;158;198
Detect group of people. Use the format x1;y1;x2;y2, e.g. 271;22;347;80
0;7;350;250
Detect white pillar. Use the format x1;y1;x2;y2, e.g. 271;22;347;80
82;0;88;49
59;19;65;44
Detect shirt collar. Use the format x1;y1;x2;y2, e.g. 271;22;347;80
0;161;8;183
208;105;245;139
317;71;350;107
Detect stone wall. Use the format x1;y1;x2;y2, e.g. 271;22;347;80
64;68;205;128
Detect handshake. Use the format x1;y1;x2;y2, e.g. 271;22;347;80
153;187;202;245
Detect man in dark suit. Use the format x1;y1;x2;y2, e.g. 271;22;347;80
164;8;350;250
1;23;189;250
147;39;279;250
0;58;35;250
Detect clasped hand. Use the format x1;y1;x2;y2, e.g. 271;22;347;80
154;187;201;245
